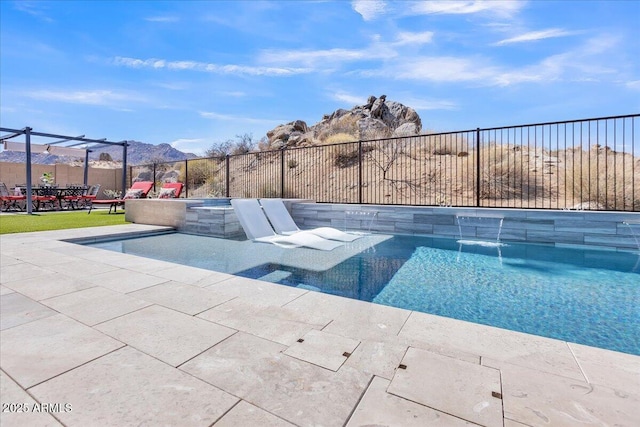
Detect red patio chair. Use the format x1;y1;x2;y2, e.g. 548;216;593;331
89;181;153;214
0;182;27;212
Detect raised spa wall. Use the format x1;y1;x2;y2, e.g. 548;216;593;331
124;198;640;251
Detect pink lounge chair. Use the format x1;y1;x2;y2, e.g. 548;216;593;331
89;181;153;214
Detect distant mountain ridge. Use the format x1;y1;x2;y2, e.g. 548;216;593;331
0;140;197;166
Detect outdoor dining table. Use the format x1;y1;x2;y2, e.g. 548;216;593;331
18;185;88;211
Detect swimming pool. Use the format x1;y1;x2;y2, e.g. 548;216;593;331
86;233;640;355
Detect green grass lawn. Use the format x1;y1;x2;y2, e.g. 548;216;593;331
0;210;129;234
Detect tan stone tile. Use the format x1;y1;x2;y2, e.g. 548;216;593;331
29;346;238;427
83;268;168;293
205;276;307;307
347;376;480;426
0;371;63;427
0;264;51;284
388;347;503;427
129;281;233;315
399;311;584;380
0;274;95;301
0;314;124;388
198;298;316;346
569;342;640;394
181;332;371;427
283;291;410;341
44;259;120;276
148;264;216;284
96;305;236;366
41;287;152;326
284;329;360;371
343;338;409;380
1;293;56;330
214;401;295;427
500;361;640;426
0;285;14;295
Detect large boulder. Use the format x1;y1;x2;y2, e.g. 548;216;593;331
265;95;423;147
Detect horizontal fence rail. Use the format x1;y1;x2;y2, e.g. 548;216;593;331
130;114;639;211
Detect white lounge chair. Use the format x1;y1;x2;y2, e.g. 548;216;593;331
230;199;344;251
259;198;362;242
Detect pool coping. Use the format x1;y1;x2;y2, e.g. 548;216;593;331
1;224;639;426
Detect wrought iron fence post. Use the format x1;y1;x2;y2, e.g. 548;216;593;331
184;159;188;198
358;140;363;204
280;146;285;197
225;154;230;198
153;163;157;193
476;128;481;207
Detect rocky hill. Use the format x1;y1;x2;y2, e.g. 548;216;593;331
0;140;197;166
265;95;422;149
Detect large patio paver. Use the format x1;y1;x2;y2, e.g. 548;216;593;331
40;286;152;326
205;276;307;307
29;346;239;427
197;298;318;346
181;332;371;427
343;337;410;380
0;314;124;388
497;360;640;426
0;263;52;284
568;342;640;394
284;329;360;371
128;281;234;315
0;370;63;427
213;401;296;427
346;376;479;426
95;305;236;366
388;347;503;427
83;269;169;293
399;310;586;380
282;290;411;341
0;274;95;301
0;292;57;330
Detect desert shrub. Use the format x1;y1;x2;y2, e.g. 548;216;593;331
317;134;360;168
564;150;639;210
186;159;217;188
423;133;470;156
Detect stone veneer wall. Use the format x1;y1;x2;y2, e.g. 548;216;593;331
125;199;243;239
290;202;640;251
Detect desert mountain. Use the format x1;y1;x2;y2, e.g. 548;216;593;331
0;140;197;166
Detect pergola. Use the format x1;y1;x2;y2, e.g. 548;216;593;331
0;126;129;214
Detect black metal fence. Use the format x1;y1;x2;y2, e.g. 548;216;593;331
131;114;639;211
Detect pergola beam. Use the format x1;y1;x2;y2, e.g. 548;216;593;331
0;126;129;215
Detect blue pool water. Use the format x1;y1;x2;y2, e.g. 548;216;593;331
86;233;640;355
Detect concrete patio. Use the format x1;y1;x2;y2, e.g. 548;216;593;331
1;224;638;426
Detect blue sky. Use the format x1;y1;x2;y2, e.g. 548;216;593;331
1;0;638;155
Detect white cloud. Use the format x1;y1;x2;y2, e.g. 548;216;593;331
25;89;145;105
385;56;498;83
13;1;54;22
169;138;206;154
199;111;284;125
330;91;365;106
113;56;311;76
145;16;179;23
352;0;387;21
393;31;434;46
259;48;380;68
626;80;640;91
495;28;575;46
408;0;524;17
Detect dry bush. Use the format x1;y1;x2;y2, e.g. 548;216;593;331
564;150;639;210
319;134;359;168
422;133;470;156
